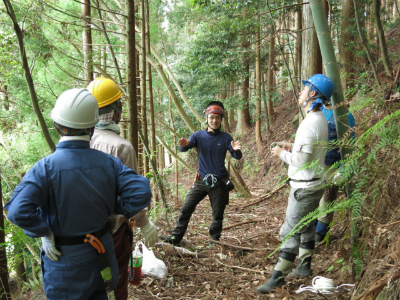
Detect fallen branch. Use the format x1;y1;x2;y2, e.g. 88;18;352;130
355;267;400;300
383;219;400;227
215;259;265;274
157;242;208;258
209;239;272;252
243;183;287;208
224;219;266;230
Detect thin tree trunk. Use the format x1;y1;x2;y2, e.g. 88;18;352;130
0;176;11;300
1;84;9;110
267;28;276;125
126;0;138;158
168;95;179;206
15;245;27;289
340;0;356;92
229;81;235;125
146;0;158;202
255;16;262;151
294;0;302;91
141;0;148;176
221;87;231;133
236;38;251;136
82;0;93;85
95;0;124;86
353;0;380;85
3;0;56;152
373;0;393;76
262;73;271;135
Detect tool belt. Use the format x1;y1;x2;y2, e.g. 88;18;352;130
289;178;322;183
54;226;109;246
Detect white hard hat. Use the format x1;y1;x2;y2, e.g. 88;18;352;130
51;88;100;129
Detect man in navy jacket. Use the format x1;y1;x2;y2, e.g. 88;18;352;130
5;88;152;300
161;101;242;245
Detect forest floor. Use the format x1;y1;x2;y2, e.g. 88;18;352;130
128;92;357;300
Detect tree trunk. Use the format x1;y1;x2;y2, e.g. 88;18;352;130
302;1;322;79
1;84;9;110
15;245;27;289
309;0;355;271
221;87;231;133
0;176;11;300
236;38;252;136
373;0;393;76
229;81;235;125
3;0;56;152
146;0;158;202
141;0;149;176
267;27;276;125
169;95;179;206
262;73;271;135
82;0;93;85
255;17;262;151
294;0;303;91
353;0;380;85
340;0;356;91
126;0;139;158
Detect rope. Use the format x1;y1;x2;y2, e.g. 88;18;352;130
203;174;218;187
296;276;355;294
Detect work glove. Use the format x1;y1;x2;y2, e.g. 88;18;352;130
140;221;158;247
41;231;62;261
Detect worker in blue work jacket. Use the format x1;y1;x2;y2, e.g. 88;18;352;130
160;101;242;246
315;105;356;243
5;88;152;300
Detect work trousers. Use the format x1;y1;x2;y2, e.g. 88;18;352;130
41;231;118;300
113;222;131;300
280;186;324;254
172;178;229;241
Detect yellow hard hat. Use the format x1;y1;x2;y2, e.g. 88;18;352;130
87;77;123;108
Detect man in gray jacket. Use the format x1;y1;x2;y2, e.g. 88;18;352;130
88;77;158;300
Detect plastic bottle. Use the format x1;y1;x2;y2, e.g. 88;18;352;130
130;245;143;285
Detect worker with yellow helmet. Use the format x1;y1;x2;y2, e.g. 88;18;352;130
88;77;158;300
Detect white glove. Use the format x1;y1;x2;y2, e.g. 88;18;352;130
41;231;61;261
140;221;158;247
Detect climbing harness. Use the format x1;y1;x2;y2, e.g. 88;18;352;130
296;276;355;294
203;174;218;187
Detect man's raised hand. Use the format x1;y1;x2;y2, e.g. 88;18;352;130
231;140;241;151
178;138;190;147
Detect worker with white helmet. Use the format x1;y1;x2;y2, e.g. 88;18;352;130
5;88;152;300
87;77;158;300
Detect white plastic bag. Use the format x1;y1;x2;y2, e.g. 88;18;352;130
138;241;168;278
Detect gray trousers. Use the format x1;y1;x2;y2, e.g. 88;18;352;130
280;186;324;254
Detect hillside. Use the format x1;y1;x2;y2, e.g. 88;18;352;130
138;84;400;299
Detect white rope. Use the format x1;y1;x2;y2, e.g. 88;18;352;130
296;276;355;294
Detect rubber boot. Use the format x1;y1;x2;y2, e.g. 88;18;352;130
257;251;295;294
288;243;314;277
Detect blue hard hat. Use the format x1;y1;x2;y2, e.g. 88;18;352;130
302;74;334;100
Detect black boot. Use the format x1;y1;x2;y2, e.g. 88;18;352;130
159;235;181;245
315;233;325;245
288;244;314;277
257;251;295;294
